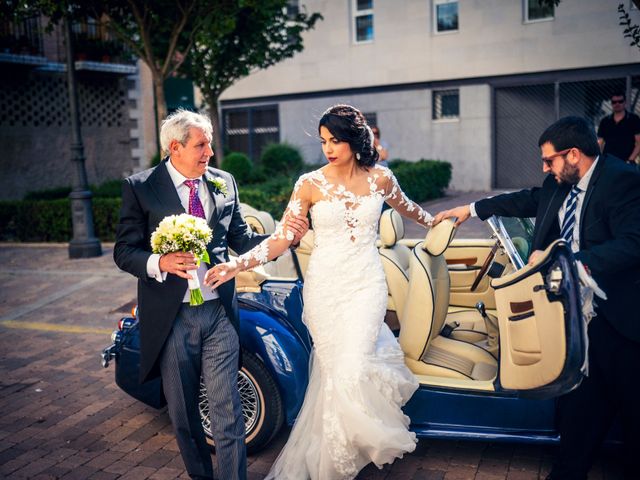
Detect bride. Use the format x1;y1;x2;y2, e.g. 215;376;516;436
205;104;434;479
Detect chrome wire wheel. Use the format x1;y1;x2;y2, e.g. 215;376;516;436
199;351;284;453
199;370;260;438
238;370;260;433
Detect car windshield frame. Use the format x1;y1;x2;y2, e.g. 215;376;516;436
486;216;536;270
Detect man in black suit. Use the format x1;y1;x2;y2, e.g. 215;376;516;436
433;116;640;479
114;110;307;480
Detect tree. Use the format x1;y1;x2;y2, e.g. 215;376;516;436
183;0;322;164
78;1;232;125
619;2;640;49
539;0;640;51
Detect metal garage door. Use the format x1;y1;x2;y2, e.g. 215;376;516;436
494;84;555;189
493;76;639;189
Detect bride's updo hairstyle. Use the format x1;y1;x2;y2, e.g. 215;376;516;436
319;104;379;168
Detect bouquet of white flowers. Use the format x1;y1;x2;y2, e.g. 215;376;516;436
151;213;213;306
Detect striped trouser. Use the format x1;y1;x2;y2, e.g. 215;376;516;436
159;299;246;480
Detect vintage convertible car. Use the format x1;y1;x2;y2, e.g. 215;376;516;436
102;204;589;453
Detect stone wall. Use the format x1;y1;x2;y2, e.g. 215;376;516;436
0;68;137;200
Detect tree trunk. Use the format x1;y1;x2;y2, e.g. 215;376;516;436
207;95;224;168
153;75;168;137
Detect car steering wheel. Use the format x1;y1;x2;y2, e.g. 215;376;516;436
470;241;500;292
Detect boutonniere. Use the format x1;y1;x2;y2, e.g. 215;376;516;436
207;176;228;196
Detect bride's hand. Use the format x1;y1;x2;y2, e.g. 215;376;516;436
204;260;241;289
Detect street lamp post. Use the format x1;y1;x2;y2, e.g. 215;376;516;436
64;16;102;258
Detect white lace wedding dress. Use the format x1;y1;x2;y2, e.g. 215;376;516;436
237;166;433;480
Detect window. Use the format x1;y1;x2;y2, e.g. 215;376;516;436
285;0;299;18
284;0;300;45
433;0;459;34
353;0;374;43
524;0;554;23
432;89;459;120
223;106;279;161
1;15;43;56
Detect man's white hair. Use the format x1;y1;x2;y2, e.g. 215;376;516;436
160;109;213;155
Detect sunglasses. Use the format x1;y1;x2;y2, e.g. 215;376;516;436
541;148;572;167
611;99;625;105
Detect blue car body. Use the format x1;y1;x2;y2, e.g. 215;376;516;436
236;280;310;425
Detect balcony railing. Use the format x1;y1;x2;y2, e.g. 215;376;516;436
1;16;135;67
71;18;135;65
0;16;44;56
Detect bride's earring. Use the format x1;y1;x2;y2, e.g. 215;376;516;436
356;153;361;161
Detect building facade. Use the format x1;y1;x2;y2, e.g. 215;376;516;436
219;0;640;190
0;17;156;200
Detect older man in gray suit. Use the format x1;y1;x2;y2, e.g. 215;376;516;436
114;110;308;479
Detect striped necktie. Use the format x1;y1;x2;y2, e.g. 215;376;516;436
560;185;581;245
183;179;206;219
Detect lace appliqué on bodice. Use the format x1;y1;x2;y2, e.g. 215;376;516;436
237;165;433;270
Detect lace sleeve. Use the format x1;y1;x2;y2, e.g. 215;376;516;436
380;168;433;228
236;176;311;270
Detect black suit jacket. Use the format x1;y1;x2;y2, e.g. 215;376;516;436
114;160;266;382
475;154;640;343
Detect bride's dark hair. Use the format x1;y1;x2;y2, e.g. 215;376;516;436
318;104;379;168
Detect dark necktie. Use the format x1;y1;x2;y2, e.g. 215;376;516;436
560;185;581;245
183;179;206;219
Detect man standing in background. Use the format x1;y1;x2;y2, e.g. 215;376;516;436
597;91;640;165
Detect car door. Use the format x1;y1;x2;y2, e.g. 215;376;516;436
444;239;511;310
491;239;587;398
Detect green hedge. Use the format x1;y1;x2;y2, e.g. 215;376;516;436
221;152;253;183
239;176;294;218
0;159;451;242
260;143;304;177
24;180;123;200
388;159;452;203
0;198;121;242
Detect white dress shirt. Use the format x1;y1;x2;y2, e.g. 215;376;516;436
470;156;600;254
557;156;598;253
146;159;219;302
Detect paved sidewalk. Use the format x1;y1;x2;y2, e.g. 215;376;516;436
0;191;623;479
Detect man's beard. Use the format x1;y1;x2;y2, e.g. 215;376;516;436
557;161;580;185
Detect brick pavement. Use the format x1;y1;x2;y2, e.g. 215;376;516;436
0;191;624;479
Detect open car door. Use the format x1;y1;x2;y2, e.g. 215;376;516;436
490;239;587;399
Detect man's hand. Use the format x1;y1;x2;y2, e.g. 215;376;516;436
159;252;198;280
285;214;310;245
432;205;471;227
527;250;544;266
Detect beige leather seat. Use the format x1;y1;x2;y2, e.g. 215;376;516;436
445;310;489;344
238;203;298;278
399;220;497;381
240;203;276;235
378;209;411;319
379;210;492;347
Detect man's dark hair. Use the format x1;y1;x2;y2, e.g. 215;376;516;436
538;116;600;157
611;91;626;100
